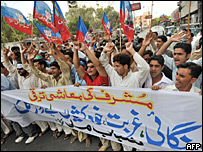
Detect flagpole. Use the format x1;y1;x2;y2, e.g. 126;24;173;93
150;1;153;30
119;23;121;53
10;27;21;42
54;27;57;45
31;17;34;46
10;27;26;49
187;1;191;33
51;1;69;33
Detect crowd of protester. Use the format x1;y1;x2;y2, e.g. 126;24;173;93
1;28;202;151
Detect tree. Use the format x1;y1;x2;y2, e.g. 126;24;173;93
65;5;119;34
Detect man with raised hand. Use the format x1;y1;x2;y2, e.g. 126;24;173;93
72;41;109;147
156;30;202;89
27;42;73;141
99;42;150;151
99;42;150;88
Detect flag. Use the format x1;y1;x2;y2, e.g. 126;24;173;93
1;6;32;35
76;16;91;48
34;21;63;45
33;1;56;33
160;14;165;18
120;1;134;42
101;12;112;36
53;1;70;42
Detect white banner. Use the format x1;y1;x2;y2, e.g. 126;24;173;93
1;86;202;151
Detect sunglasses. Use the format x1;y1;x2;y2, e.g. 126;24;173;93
87;65;94;68
17;68;23;70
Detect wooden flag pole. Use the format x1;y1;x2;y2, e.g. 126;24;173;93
150;1;154;30
187;1;191;32
10;27;26;49
119;23;122;53
10;26;21;42
51;1;69;32
31;18;34;46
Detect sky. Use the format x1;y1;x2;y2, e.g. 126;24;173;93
1;1;179;18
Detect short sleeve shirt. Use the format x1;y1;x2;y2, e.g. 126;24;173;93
83;72;108;86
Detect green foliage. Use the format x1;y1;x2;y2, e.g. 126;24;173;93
66;5;119;34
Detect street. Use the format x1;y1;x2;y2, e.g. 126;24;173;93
1;129;114;151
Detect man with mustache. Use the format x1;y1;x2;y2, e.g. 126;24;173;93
156;30;202;89
143;55;174;88
151;62;202;94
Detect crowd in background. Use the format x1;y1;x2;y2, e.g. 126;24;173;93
1;28;202;151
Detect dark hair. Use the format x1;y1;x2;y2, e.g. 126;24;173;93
94;50;101;59
157;35;167;42
153;32;158;36
123;38;128;43
143;50;153;57
87;60;93;64
97;47;103;52
11;46;20;52
173;42;192;55
177;62;202;79
33;59;47;68
64;51;73;59
40;52;46;58
148;55;164;66
80;58;87;66
121;45;126;50
138;38;144;44
50;61;60;69
113;53;131;69
1;62;5;68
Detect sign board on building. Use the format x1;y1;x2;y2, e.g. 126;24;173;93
174;12;180;20
145;15;152;19
131;3;141;11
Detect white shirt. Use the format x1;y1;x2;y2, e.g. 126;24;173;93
164;84;201;93
3;61;39;90
99;52;150;88
162;54;202;89
144;72;174;88
22;63;51;88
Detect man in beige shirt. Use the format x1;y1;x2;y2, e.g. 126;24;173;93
27;43;73;140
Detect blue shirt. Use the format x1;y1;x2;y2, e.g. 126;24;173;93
71;65;87;86
1;74;16;91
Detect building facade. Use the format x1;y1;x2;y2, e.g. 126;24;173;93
133;11;151;30
171;1;202;28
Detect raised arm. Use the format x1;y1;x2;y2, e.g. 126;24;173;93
20;47;29;65
125;42;150;86
53;43;73;68
156;30;186;55
138;30;153;57
3;46;11;64
80;42;108;77
73;41;86;79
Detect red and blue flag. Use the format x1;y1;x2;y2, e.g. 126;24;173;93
160;14;165;18
34;21;63;45
101;12;112;36
33;1;56;33
1;6;32;35
120;1;134;42
53;1;70;42
76;16;91;48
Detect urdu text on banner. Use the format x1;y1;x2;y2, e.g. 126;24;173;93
1;86;202;151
